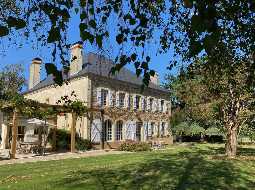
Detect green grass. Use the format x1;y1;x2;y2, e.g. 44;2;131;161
0;143;255;190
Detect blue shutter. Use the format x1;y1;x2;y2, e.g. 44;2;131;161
97;88;102;107
141;96;144;111
91;119;102;143
148;122;152;136
109;90;114;107
143;122;148;141
125;121;132;140
133;95;137;110
132;122;136;140
116;91;120;107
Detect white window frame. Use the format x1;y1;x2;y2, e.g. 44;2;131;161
100;88;108;107
104;120;112;141
116;120;123;141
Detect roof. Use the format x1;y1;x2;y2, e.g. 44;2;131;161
24;53;169;94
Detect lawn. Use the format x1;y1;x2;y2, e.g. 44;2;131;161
0;144;255;190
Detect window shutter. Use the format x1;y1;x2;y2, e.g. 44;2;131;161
133;95;137;110
97;88;102;107
91;119;102;143
148;122;152;136
116;91;120;107
152;99;156;112
159;99;162;112
143;122;148;140
109;90;114;107
147;97;150;111
141;96;144;111
162;101;166;112
132;122;136;140
125;121;132;140
125;93;129;108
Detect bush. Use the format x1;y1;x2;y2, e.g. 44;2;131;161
48;129;92;151
118;140;151;152
75;138;92;151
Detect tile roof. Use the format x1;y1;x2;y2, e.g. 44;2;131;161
24;53;169;94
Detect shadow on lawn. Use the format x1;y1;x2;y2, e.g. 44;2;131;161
56;145;255;190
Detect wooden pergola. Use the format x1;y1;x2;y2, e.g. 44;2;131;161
0;100;97;159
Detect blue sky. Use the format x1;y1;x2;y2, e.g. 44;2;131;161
0;13;179;90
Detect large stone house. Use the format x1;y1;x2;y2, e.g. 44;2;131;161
23;42;171;148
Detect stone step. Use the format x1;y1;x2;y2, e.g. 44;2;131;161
0;149;10;159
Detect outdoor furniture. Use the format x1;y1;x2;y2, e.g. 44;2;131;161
18;141;42;154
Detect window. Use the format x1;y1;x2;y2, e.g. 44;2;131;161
116;121;123;141
103;120;112;141
160;100;164;112
136;122;142;141
151;122;155;136
119;93;125;108
135;95;140;110
101;89;108;106
149;98;153;111
142;98;147;111
128;95;133;109
161;122;165;137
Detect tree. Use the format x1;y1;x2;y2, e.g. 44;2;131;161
0;0;253;86
0;64;25;100
167;56;255;157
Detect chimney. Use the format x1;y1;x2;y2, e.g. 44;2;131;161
29;58;42;90
70;41;83;76
150;72;160;86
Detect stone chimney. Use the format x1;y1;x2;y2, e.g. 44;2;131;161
70;41;83;76
29;58;42;90
150;72;160;86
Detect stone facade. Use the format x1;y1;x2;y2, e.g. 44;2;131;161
23;43;172;149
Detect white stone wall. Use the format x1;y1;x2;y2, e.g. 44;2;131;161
24;76;91;139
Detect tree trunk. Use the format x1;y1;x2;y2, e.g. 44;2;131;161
225;128;238;158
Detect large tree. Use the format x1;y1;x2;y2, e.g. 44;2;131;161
167;55;255;157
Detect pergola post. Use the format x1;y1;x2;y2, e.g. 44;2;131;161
70;112;77;153
100;110;105;150
52;116;57;151
10;109;18;159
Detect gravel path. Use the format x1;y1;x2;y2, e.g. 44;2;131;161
0;150;129;166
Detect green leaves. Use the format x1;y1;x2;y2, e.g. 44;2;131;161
0;26;9;37
96;34;103;48
116;33;124;44
89;20;96;29
47;27;61;43
80;30;94;44
45;63;63;86
6;16;26;29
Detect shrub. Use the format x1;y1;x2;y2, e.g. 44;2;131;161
48;129;92;151
119;140;151;152
75;138;92;151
